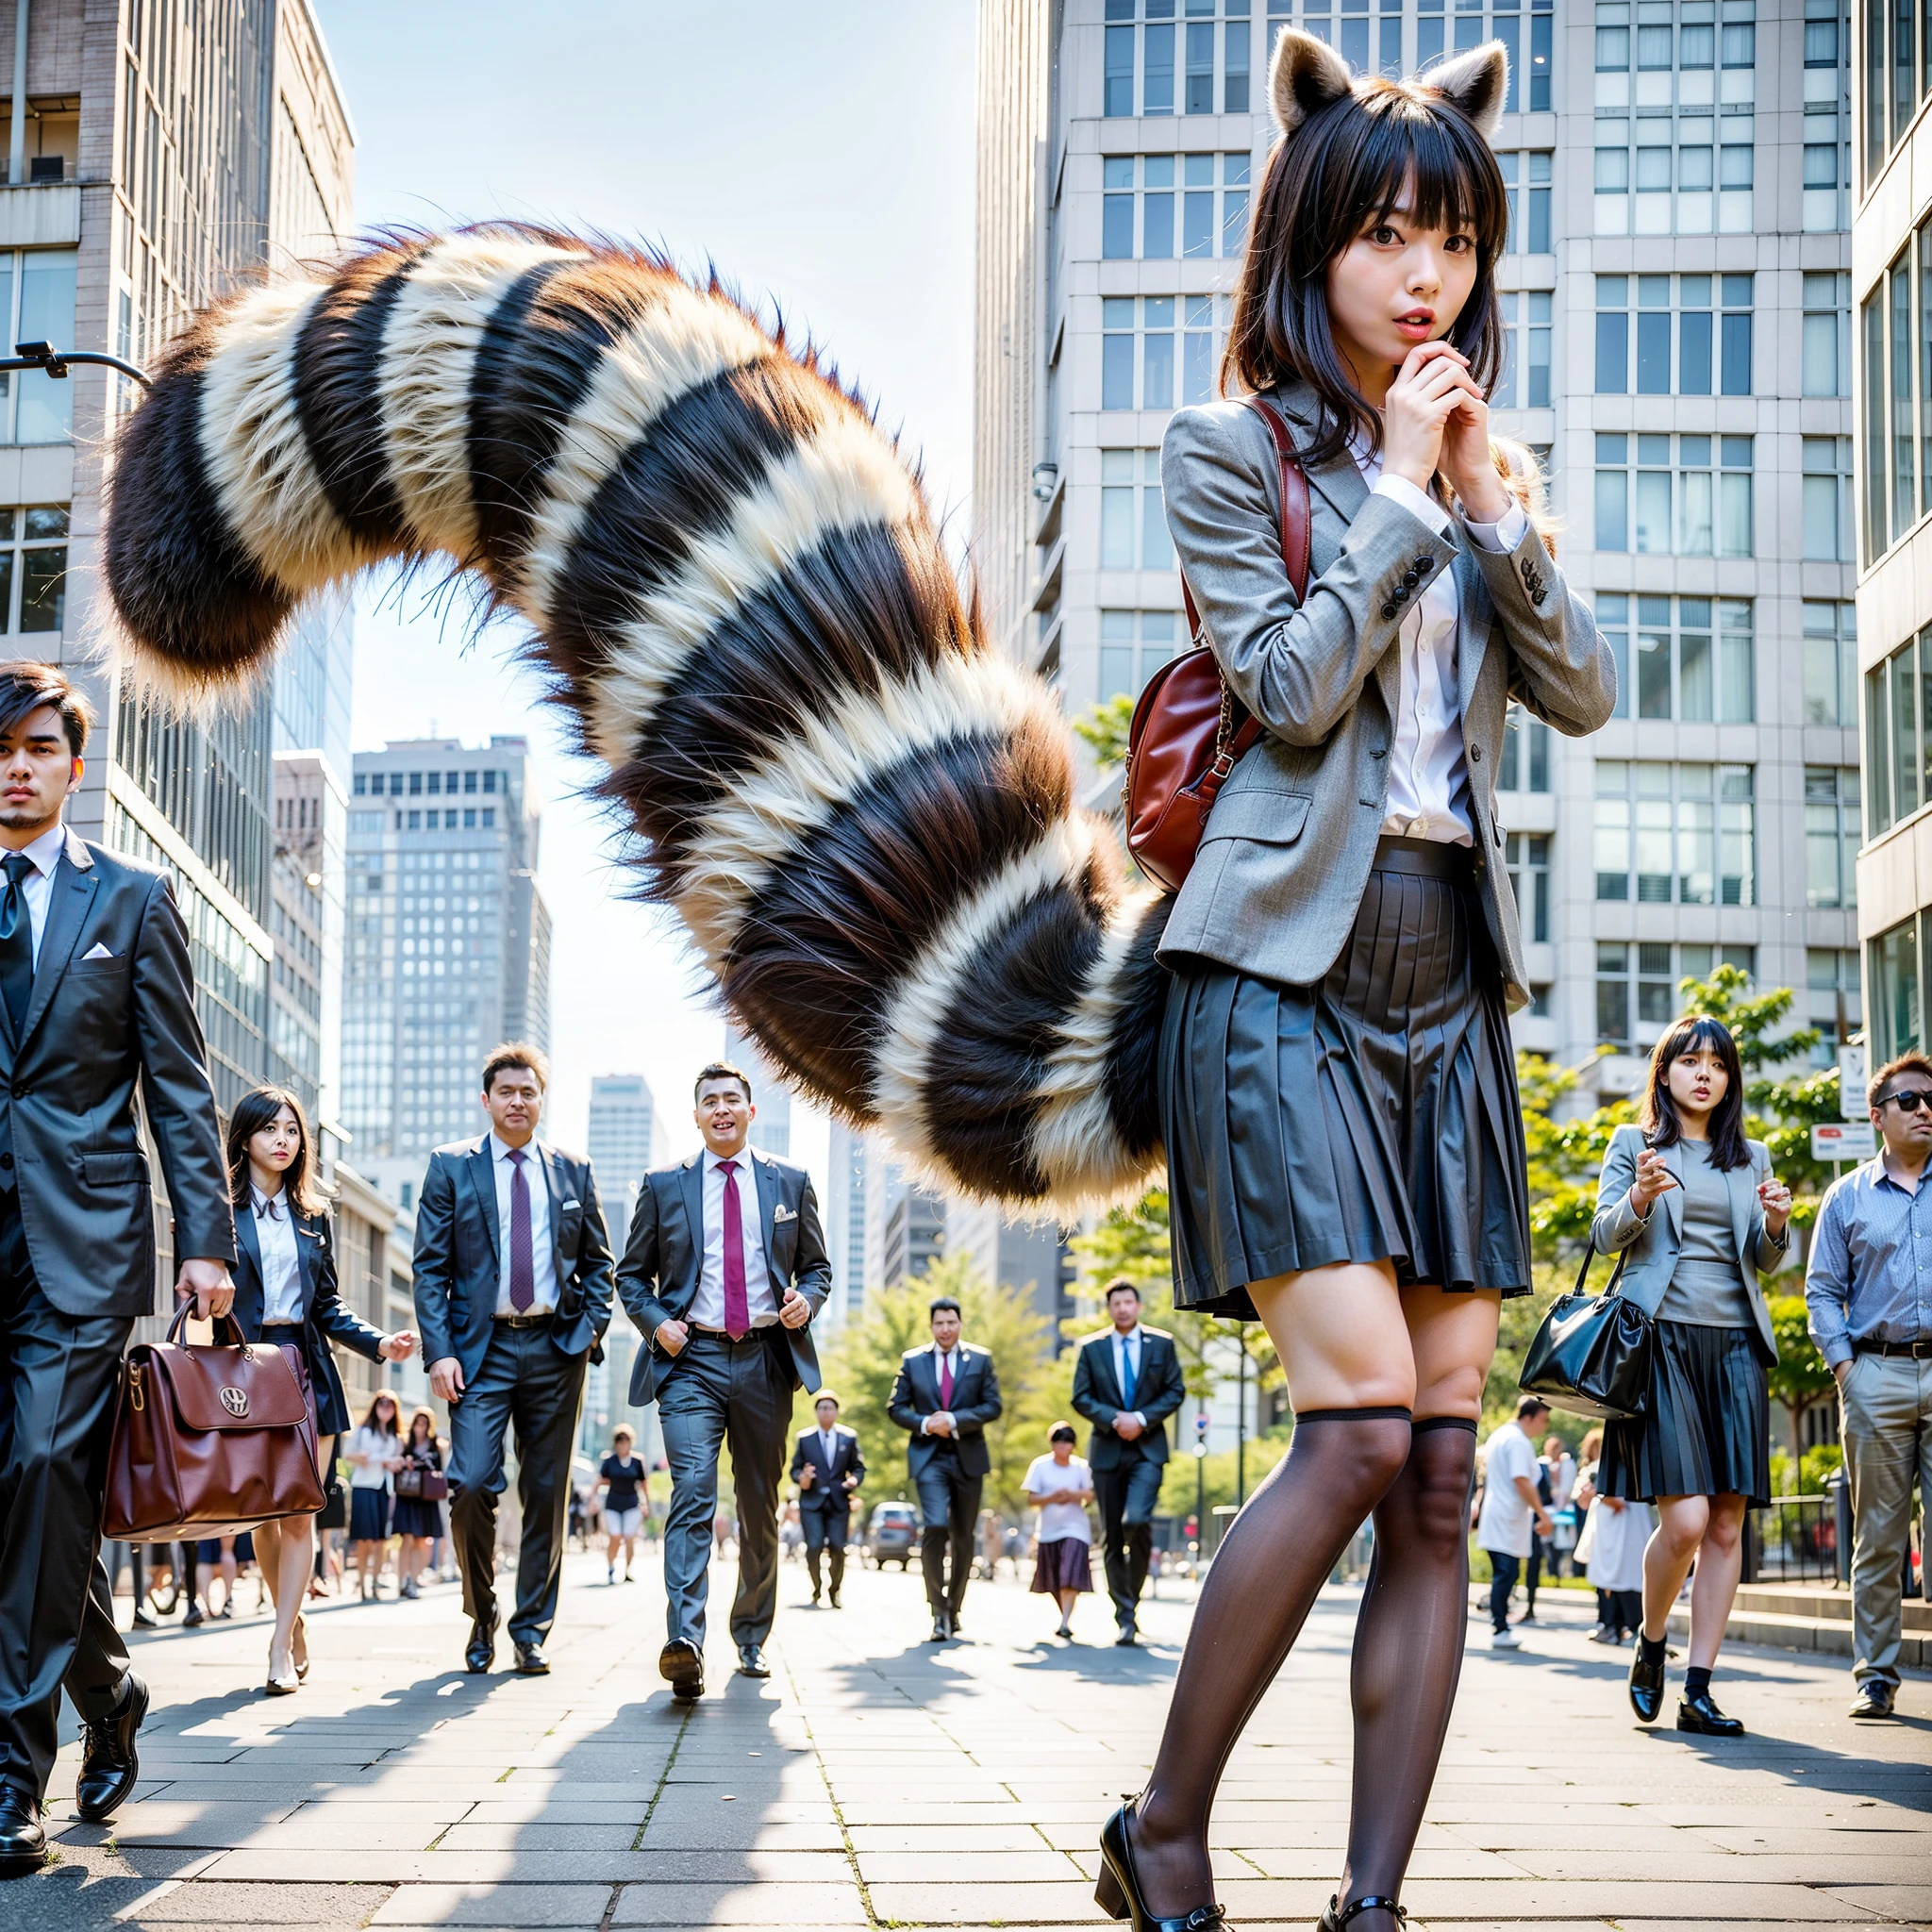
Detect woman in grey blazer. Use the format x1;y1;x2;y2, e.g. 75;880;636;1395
1591;1016;1791;1740
1099;29;1617;1932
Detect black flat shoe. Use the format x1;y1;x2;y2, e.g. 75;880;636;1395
75;1673;147;1823
1094;1800;1224;1932
0;1786;45;1878
1627;1645;1665;1724
1676;1688;1744;1736
1320;1896;1407;1929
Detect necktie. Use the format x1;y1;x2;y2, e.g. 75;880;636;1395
261;1194;281;1221
508;1148;535;1312
0;853;34;1035
939;1351;954;1409
719;1158;749;1340
1120;1338;1137;1411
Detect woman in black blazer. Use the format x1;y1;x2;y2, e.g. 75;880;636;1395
226;1086;416;1692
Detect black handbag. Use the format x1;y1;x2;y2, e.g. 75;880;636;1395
1518;1237;1654;1421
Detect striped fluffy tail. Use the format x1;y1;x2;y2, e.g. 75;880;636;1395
102;227;1168;1214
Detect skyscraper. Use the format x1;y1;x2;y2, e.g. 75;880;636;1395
588;1074;666;1231
342;736;551;1208
724;1024;791;1158
824;1119;870;1329
976;0;1859;1097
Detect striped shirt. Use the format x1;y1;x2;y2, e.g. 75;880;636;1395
1804;1156;1932;1367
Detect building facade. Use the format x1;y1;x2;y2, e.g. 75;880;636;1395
824;1118;870;1330
724;1024;791;1158
342;736;552;1208
976;0;1860;1095
587;1072;666;1232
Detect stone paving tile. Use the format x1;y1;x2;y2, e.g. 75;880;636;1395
862;1882;1117;1924
853;1850;1085;1882
366;1883;613;1925
1810;1884;1932;1920
433;1824;641;1851
604;1888;867;1926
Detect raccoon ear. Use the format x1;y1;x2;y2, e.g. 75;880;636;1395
1269;27;1356;140
1424;39;1508;138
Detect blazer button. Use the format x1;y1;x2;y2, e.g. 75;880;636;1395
1469;744;1483;762
1381;602;1398;620
1414;555;1434;573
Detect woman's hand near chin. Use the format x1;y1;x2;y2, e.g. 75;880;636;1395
1436;368;1511;521
1381;341;1476;492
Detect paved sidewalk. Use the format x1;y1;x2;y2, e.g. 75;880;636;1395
6;1546;1927;1931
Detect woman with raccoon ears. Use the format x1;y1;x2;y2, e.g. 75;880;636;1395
1096;29;1615;1932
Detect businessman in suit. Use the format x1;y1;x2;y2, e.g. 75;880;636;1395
1072;1278;1187;1645
889;1298;1003;1641
0;665;237;1876
791;1392;865;1607
414;1042;614;1677
617;1061;831;1700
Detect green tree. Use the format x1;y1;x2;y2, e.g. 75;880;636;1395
1764;1294;1835;1474
1072;693;1134;772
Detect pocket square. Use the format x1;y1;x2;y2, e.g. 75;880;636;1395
81;942;118;961
773;1204;797;1223
561;1198;581;1211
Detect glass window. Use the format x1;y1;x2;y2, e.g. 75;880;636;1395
0;505;68;635
1594;760;1754;905
1805;767;1862;908
1106;25;1136;115
1872;917;1921;1060
1802;601;1857;724
6;250;77;445
1505;832;1550;942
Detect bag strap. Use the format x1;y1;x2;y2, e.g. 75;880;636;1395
1570;1235;1630;1302
166;1300;246;1348
1179;391;1312;643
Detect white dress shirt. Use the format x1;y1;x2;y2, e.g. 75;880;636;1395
1111;1324;1148;1429
692;1145;777;1329
922;1343;964;1433
1351;444;1528;847
817;1427;841;1468
490;1132;557;1317
253;1187;305;1326
4;819;67;965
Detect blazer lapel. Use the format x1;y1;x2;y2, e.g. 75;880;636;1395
1455;541;1493;719
537;1142;567;1291
1727;1159;1757;1271
18;843;98;1051
234;1197;263;1292
752;1155;779;1270
1091;1335;1124;1408
1270;383;1368;528
679;1157;704;1284
468;1141;501;1261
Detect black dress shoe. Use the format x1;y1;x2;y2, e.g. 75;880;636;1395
514;1642;550;1676
738;1644;771;1678
75;1673;148;1823
1094;1799;1224;1932
180;1604;204;1628
1116;1624;1140;1648
465;1614;497;1674
659;1640;705;1701
1676;1688;1744;1736
1627;1644;1665;1724
1850;1684;1898;1721
0;1786;45;1878
930;1616;949;1642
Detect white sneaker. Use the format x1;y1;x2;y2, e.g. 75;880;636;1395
1491;1627;1521;1649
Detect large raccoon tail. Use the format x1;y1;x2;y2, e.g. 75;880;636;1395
101;226;1169;1216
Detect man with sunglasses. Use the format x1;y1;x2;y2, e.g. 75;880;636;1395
1806;1053;1932;1722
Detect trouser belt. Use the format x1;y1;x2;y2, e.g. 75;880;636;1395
1852;1338;1932;1358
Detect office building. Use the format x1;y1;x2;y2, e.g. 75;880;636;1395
724;1023;791;1158
975;0;1859;1096
342;736;551;1208
588;1073;666;1230
824;1119;870;1329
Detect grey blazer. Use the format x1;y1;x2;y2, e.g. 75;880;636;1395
1590;1123;1788;1364
1157;383;1618;1005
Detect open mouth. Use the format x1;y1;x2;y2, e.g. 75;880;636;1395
1395;310;1435;338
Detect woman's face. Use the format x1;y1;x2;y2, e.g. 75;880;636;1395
375;1397;396;1430
248;1106;301;1179
1664;1043;1729;1120
1052;1439;1074;1463
1324;181;1479;388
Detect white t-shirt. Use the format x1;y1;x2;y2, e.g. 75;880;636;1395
1023;1454;1093;1543
1476;1420;1540;1557
347;1424;398;1491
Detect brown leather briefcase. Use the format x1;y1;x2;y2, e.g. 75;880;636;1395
103;1303;327;1541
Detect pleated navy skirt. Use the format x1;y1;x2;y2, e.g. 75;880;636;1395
1599;1321;1771;1507
1160;839;1532;1318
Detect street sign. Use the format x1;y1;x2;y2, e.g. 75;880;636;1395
1812;1121;1876;1161
1838;1043;1868;1121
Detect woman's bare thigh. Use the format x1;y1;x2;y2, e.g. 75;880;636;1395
1248;1260;1417;1412
1402;1286;1501;1422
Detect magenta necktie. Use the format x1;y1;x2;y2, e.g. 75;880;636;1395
719;1158;749;1340
939;1352;954;1409
508;1148;535;1312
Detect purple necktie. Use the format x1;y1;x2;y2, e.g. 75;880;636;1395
719;1158;749;1340
939;1352;954;1409
508;1148;535;1313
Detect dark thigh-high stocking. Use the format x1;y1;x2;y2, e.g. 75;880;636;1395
1128;1407;1414;1916
1338;1415;1478;1925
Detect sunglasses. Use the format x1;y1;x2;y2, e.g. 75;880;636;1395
1880;1089;1932;1113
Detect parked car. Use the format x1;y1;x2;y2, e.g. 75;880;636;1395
863;1501;920;1569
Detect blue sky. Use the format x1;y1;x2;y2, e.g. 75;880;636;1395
319;0;978;1170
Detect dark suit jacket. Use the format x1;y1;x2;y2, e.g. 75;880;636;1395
231;1198;384;1433
1072;1325;1187;1470
791;1423;865;1514
0;829;233;1317
888;1344;1003;1480
616;1149;832;1407
410;1137;615;1385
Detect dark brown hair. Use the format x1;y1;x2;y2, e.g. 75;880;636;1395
1868;1051;1932;1111
694;1059;752;1104
1641;1015;1749;1173
226;1084;330;1216
360;1389;400;1435
482;1040;549;1093
407;1407;436;1447
0;659;95;759
1103;1276;1141;1304
1224;79;1509;469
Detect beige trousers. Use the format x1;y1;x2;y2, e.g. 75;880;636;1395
1839;1351;1931;1689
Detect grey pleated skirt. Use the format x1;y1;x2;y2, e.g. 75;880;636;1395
1160;838;1531;1317
1598;1321;1771;1507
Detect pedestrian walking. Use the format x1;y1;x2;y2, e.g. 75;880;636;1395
1573;1429;1645;1643
889;1296;1004;1642
392;1409;445;1600
1593;1015;1791;1738
226;1084;416;1686
413;1041;615;1677
598;1426;648;1585
1025;1424;1096;1641
1542;1433;1578;1579
1072;1280;1187;1646
616;1061;831;1701
346;1393;404;1600
1518;1451;1554;1623
0;664;242;1875
791;1394;864;1607
1805;1049;1932;1722
1476;1398;1554;1647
